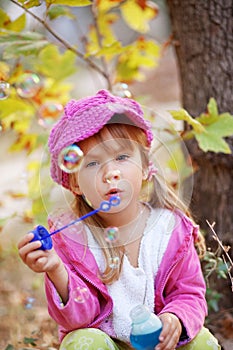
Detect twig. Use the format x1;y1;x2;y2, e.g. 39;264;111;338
91;2;112;90
9;0;109;80
206;220;233;292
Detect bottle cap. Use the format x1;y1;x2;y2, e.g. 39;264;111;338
130;304;151;323
30;225;53;250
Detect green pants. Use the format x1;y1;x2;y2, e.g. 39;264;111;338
59;327;221;350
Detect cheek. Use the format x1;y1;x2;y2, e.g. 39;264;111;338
78;169;102;195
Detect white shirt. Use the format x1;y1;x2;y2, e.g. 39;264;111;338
87;206;175;342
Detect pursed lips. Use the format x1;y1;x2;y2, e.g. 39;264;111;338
106;188;122;199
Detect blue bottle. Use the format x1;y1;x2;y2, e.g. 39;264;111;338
129;304;163;350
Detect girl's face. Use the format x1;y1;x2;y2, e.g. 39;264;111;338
73;127;145;214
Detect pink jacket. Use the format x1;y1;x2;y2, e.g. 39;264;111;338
45;209;207;347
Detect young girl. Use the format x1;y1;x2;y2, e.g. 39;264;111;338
18;90;220;350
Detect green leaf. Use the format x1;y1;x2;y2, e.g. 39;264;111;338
3;40;49;59
47;5;76;20
45;0;92;6
0;30;46;42
196;98;219;125
4;345;15;350
34;44;77;80
194;112;233;153
194;132;231;154
207;97;218;118
169;108;206;133
0;30;49;58
203;112;233;137
23;337;38;346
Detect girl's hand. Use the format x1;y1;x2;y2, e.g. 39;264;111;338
155;313;182;350
18;232;61;273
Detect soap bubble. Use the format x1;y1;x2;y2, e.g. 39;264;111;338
104;227;119;243
58;145;83;173
38;102;63;128
15;73;41;98
112;83;132;98
109;256;120;269
24;296;35;309
0;81;10;100
72;286;89;303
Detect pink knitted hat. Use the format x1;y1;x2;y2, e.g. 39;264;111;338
48;89;153;190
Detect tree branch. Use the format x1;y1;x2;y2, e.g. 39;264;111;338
206;220;233;292
9;0;109;80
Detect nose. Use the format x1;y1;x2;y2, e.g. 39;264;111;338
104;169;121;184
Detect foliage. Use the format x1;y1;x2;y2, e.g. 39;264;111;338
0;0;160;225
0;0;232;230
169;98;233;154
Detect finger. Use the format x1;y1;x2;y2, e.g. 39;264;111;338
156;327;180;350
19;239;42;262
25;248;46;264
18;232;34;249
32;256;48;271
159;336;178;350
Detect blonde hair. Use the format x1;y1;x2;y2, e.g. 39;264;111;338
69;122;205;284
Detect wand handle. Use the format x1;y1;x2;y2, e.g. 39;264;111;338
30;196;120;250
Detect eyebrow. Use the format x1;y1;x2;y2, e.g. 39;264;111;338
84;143;130;160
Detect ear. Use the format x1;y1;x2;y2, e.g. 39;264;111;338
69;175;82;195
71;184;82;195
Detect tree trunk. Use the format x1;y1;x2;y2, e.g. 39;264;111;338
166;0;233;310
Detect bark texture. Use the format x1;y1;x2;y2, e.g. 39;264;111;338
166;0;233;308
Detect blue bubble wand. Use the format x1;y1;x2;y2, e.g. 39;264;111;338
30;196;120;250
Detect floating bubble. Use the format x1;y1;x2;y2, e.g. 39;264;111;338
109;256;120;269
24;296;35;309
72;286;89;303
15;73;41;98
0;81;10;100
112;83;132;98
58;144;84;173
104;227;119;243
38;102;63;128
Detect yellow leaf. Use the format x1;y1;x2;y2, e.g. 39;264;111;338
93;41;123;60
34;44;77;80
97;0;124;13
6;14;26;32
115;38;160;82
0;61;10;80
46;0;92;6
0;97;34;119
98;13;119;45
9;133;38;154
0;10;26;32
121;0;158;33
85;25;100;55
33;77;73;105
85;13;118;56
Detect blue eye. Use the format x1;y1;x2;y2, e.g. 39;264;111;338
116;154;129;161
86;161;98;167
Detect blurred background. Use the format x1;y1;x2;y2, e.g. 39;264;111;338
0;1;232;349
